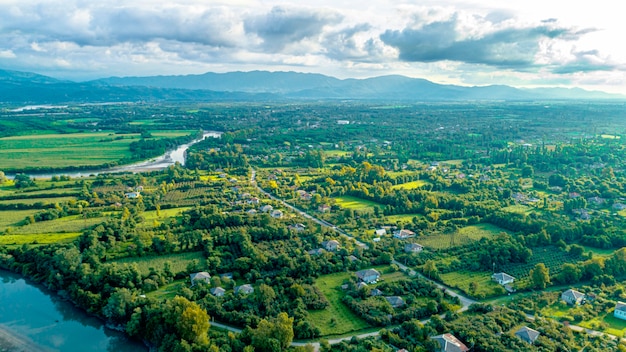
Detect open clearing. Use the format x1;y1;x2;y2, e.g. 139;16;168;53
333;195;382;211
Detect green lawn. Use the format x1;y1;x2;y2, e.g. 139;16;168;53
458;223;508;239
502;205;532;214
0;209;40;231
578;312;626;337
386;213;423;224
333;196;382;211
0;196;77;206
10;214;108;235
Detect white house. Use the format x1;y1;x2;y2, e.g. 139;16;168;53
404;243;423;253
491;272;515;285
431;333;469;352
374;228;387;236
393;229;415;239
615;302;626;320
190;272;211;286
270;209;283;218
356;269;381;284
561;289;585;305
210;287;225;297
322;240;340;252
515;326;540;344
235;284;254;295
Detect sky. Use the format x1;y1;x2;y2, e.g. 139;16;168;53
1;0;625;94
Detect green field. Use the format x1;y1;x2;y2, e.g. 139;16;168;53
0;196;77;206
386;213;423;224
391;180;430;190
0;232;80;245
10;214;108;235
419;223;506;250
439;271;505;298
333;196;382;211
0;209;40;231
113;251;206;276
502;205;533;214
0;131;193;170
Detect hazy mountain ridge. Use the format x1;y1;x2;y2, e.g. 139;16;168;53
1;69;624;104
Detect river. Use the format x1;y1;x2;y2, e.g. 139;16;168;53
6;131;222;179
0;270;147;352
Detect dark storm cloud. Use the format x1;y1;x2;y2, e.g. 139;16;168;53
244;6;343;52
380;14;597;69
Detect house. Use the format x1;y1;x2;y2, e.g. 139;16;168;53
347;255;359;262
246;209;257;215
370;288;383;296
492;272;515;285
248;197;260;205
322;240;340;252
260;204;273;212
356;269;381;284
357;282;368;290
374;228;387;236
270;209;283;218
385;296;405;308
318;204;331;213
431;333;469;352
405;243;424;253
288;223;306;232
614;302;626;320
190;272;211;286
337;120;350;125
393;229;415;239
515;326;540;344
561;289;585;305
308;248;325;256
135;185;144;192
210;287;225;297
235;284;254;295
125;191;140;199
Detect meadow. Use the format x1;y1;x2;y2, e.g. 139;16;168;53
113;251;206;276
0;232;80;245
418;223;505;250
333;195;382;211
391;180;430;190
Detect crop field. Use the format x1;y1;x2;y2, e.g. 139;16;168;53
386;213;423;224
500;246;585;287
418;224;505;250
502;205;533;214
0;133;137;170
10;214;108;235
333;195;382;211
0;196;77;206
113;251;206;276
0;232;80;245
391;180;430;190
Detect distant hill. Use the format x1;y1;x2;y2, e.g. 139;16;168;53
0;68;624;104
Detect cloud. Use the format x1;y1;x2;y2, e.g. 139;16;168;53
379;12;598;70
0;50;16;58
244;6;342;52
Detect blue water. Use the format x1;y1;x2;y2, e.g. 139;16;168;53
0;270;147;352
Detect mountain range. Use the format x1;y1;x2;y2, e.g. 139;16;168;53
1;69;624;104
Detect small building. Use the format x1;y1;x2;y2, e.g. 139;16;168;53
404;243;424;253
288;223;306;232
125;191;140;199
190;272;211;286
385;296;405;308
318;204;331;213
515;326;540;344
322;240;340;252
210;287;225;297
374;228;387;236
260;204;273;212
615;302;626;320
337;120;350;125
393;229;415;239
561;289;585;305
248;197;260;205
270;209;283;218
356;269;381;284
357;282;368;290
308;248;325;256
431;333;469;352
370;288;383;297
235;284;254;295
492;272;515;285
347;255;359;262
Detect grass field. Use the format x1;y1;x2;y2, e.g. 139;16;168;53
308;266;407;336
386;213;424;224
10;214;108;235
0;131;194;170
333;196;382;211
0;232;80;245
439;271;504;298
113;251;206;276
502;205;533;214
0;209;40;231
0;196;77;206
578;312;626;337
391;180;430;190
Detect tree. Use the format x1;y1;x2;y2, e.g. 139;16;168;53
423;260;438;279
251;312;294;352
557;263;582;284
14;174;35;189
530;263;550;289
0;171;6;184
